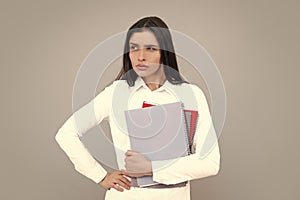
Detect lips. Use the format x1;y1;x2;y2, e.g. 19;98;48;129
136;64;148;71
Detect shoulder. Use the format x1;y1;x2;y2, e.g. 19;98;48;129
179;82;205;95
181;82;207;101
189;83;205;94
101;79;127;91
94;80;127;99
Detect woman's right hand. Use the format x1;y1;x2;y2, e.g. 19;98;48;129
98;170;131;192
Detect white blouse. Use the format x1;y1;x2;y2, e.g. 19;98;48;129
55;76;221;200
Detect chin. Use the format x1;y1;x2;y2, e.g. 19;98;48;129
133;71;149;77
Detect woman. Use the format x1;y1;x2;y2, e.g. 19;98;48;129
55;16;220;200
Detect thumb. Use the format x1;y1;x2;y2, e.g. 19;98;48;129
125;149;137;156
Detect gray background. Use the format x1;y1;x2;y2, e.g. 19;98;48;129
1;0;299;199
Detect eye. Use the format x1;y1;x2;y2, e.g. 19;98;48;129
130;45;138;51
146;46;158;51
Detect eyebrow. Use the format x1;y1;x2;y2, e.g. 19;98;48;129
129;42;159;47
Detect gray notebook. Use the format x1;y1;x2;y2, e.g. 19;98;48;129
124;102;190;187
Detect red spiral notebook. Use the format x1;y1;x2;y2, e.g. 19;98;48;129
142;101;198;148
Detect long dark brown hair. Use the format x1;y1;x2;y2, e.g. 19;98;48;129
115;16;188;86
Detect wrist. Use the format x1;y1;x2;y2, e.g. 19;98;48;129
98;172;108;184
147;161;153;176
98;172;111;190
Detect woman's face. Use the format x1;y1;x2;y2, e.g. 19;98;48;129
129;30;164;81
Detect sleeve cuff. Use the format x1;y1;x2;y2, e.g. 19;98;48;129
86;164;107;184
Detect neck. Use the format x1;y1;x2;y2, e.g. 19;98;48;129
142;74;167;91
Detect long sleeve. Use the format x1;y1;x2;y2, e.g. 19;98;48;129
55;82;115;184
151;85;221;185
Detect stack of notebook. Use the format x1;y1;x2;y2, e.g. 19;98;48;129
124;101;198;188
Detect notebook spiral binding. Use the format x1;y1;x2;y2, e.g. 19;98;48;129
180;102;191;156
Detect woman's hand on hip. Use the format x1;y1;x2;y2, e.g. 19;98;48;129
98;170;131;192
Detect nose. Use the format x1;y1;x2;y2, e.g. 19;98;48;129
138;49;146;62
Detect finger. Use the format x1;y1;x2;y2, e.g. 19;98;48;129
116;179;130;190
111;183;124;192
125;150;132;156
115;174;131;187
121;170;131;177
125;150;138;156
114;170;126;178
114;170;123;175
124;161;134;171
120;175;131;186
112;175;129;186
124;156;130;164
